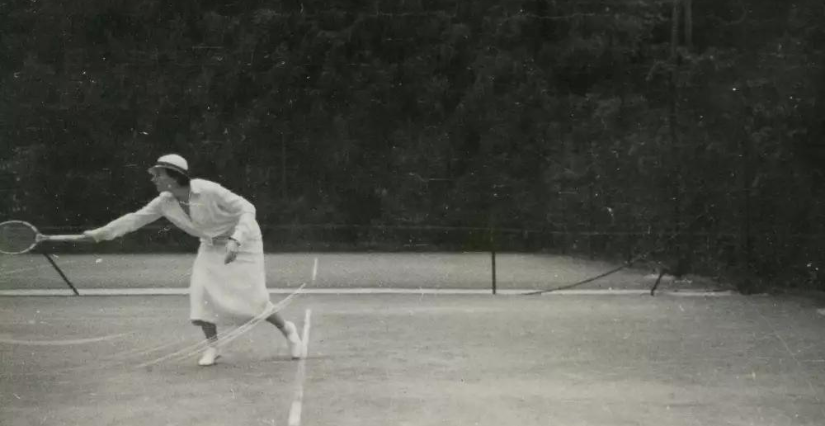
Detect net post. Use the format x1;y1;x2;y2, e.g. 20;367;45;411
42;252;80;296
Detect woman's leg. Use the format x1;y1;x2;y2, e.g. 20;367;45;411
193;320;220;366
266;313;303;359
197;320;218;343
265;312;286;329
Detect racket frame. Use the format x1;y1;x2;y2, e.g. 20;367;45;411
0;220;84;295
0;220;86;255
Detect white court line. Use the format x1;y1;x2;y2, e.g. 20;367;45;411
288;308;312;426
0;288;737;297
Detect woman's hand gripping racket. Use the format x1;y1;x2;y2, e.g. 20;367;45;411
0;220;91;255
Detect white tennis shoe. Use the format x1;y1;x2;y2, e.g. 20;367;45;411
283;321;303;360
198;346;220;366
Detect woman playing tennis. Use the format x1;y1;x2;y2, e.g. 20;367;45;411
83;154;302;366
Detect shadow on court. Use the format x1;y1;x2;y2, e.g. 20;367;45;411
1;293;824;426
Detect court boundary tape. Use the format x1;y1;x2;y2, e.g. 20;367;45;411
0;288;736;297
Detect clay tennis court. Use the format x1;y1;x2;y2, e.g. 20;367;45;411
2;253;824;426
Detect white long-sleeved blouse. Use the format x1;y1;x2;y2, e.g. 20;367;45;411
86;179;262;245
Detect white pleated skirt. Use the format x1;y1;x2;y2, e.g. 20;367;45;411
189;239;275;325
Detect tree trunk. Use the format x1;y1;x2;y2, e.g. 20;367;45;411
670;0;683;257
683;0;693;48
671;0;681;59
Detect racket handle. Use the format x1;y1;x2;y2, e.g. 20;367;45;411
39;234;90;242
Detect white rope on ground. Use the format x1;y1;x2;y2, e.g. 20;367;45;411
0;332;131;346
106;336;192;361
135;282;308;369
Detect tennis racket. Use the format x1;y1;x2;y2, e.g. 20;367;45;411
0;220;89;255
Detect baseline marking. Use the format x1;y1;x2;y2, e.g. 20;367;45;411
0;288;736;297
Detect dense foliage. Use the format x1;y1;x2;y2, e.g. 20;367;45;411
2;0;824;291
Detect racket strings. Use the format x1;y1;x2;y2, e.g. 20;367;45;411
0;221;38;254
